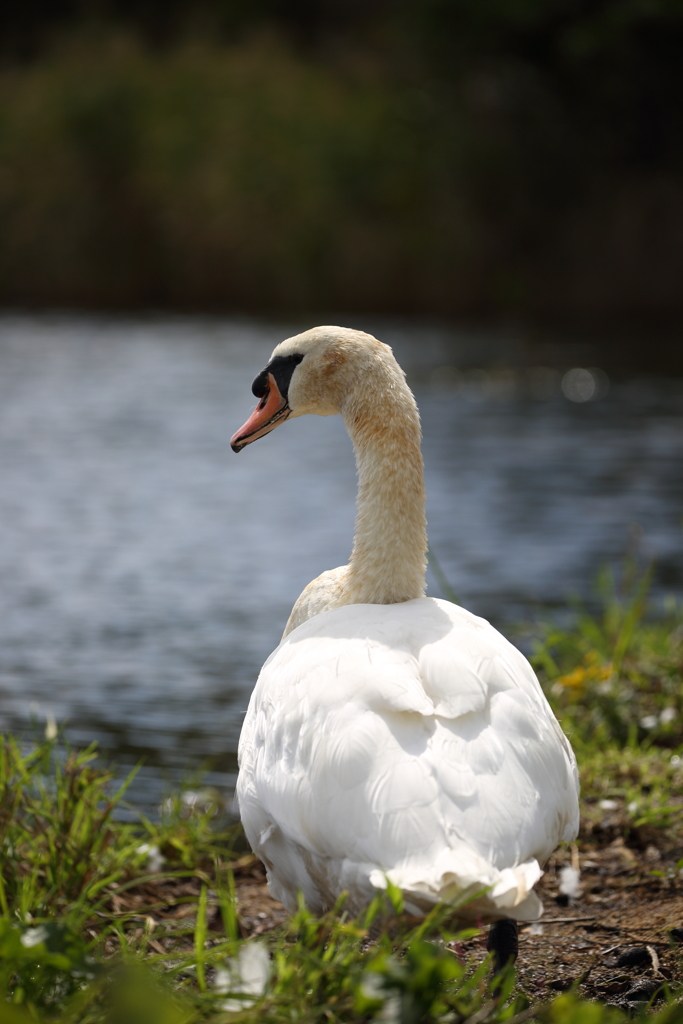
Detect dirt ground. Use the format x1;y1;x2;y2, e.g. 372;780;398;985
514;838;683;1010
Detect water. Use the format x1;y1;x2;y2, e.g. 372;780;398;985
0;314;681;813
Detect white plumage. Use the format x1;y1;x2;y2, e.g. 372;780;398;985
231;326;580;925
238;599;578;921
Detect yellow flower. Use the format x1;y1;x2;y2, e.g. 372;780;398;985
557;666;587;689
556;651;613;691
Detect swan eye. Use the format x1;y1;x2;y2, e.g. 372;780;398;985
251;353;304;401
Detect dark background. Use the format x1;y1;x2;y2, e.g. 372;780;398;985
1;1;682;367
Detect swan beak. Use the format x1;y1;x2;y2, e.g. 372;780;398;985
231;374;290;452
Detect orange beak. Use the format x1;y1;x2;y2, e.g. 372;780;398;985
231;373;290;452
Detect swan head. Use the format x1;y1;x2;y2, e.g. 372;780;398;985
230;326;393;452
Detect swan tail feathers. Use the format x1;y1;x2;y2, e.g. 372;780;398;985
370;855;543;923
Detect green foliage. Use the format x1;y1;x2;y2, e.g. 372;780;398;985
141;784;237;871
527;561;683;838
0;35;469;313
531;561;683;752
179;896;523;1024
0;735;141;921
534;992;626;1023
580;744;683;822
0;896;676;1023
0;918;98;1014
0;3;682;319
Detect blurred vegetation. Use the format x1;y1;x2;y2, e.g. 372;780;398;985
0;2;682;321
530;560;683;841
532;560;683;752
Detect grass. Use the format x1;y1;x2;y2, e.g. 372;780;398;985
0;563;681;1021
531;562;683;752
529;560;683;845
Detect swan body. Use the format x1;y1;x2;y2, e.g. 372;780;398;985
231;326;579;923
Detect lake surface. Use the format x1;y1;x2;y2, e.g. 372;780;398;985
0;315;682;813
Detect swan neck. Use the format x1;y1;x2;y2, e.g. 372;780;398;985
342;375;427;605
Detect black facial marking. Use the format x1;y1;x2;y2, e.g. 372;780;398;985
252;353;304;400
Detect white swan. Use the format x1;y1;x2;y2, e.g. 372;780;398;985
231;326;579;930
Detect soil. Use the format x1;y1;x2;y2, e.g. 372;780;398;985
513;838;683;1011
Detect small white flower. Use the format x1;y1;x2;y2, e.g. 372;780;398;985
671;755;682;767
628;801;639;815
660;707;677;725
214;943;270;1011
360;973;385;1000
182;789;211;811
380;994;402;1024
599;799;618;811
559;866;581;899
529;922;544;936
359;976;401;1024
640;715;658;730
136;843;165;872
213;967;232;994
21;926;48;948
181;789;220;814
44;714;58;741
